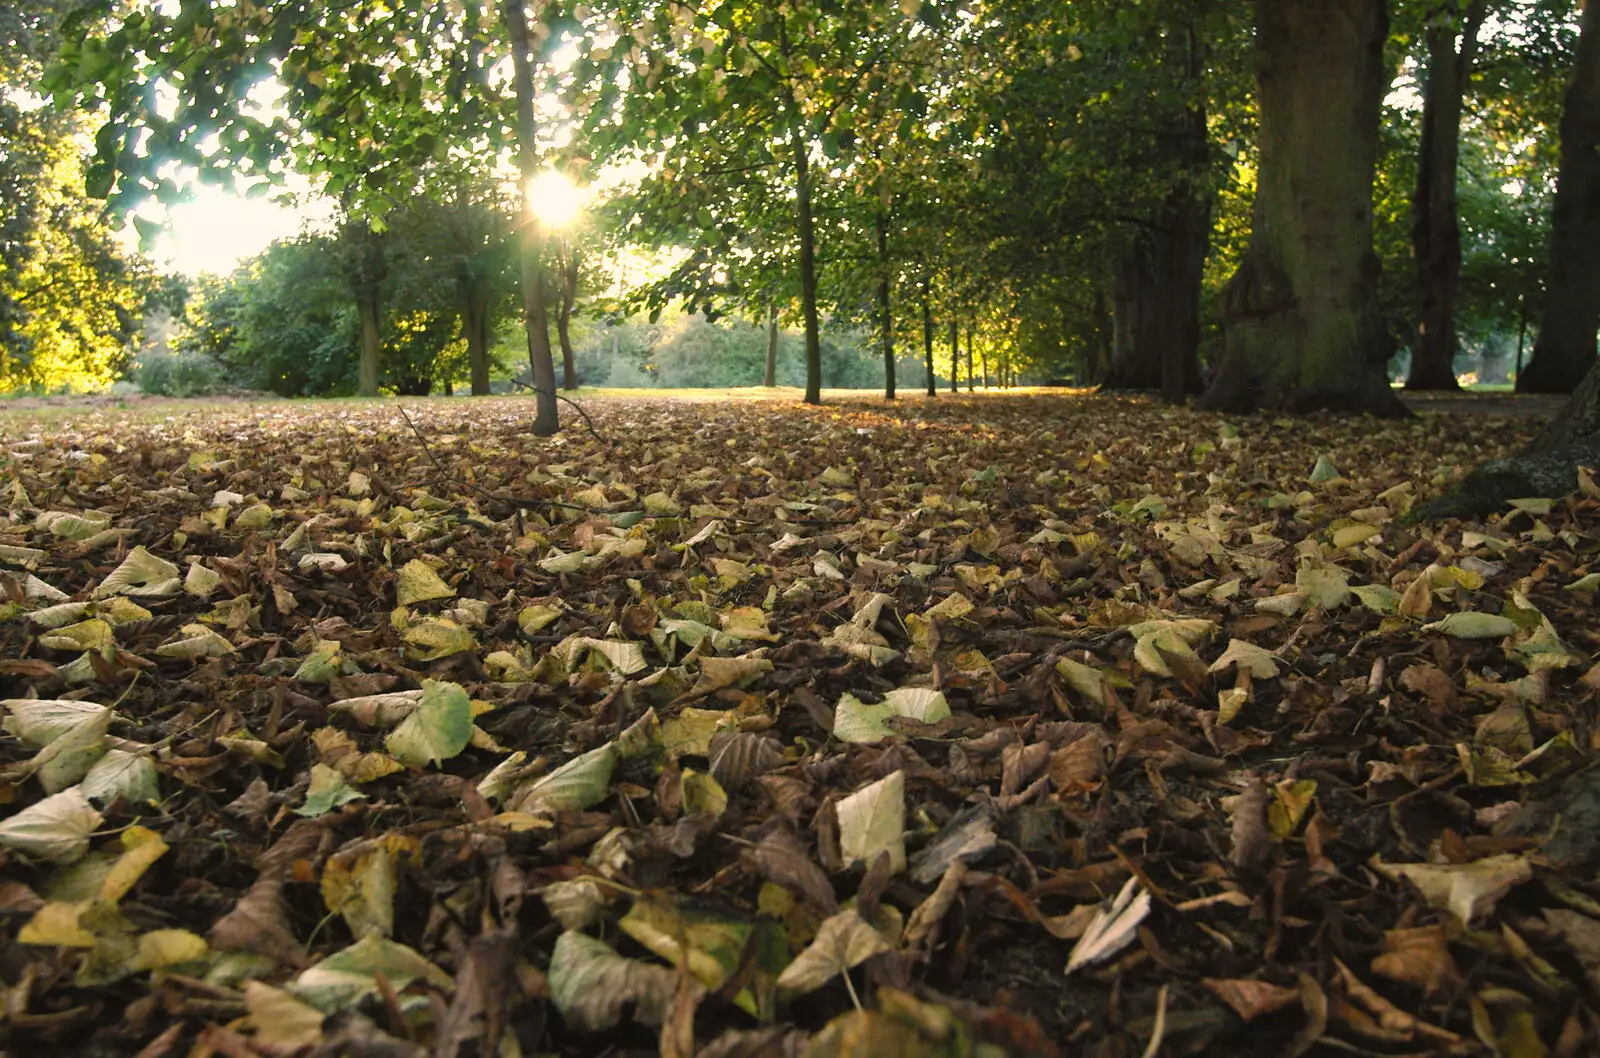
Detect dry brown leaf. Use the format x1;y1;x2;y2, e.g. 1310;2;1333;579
1230;777;1272;873
1371;926;1457;997
1399;663;1455;708
707;731;783;791
1202;977;1301;1023
749;827;838;914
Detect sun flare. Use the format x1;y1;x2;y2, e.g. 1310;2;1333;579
527;169;586;229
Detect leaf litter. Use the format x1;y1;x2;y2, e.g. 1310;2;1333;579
0;393;1598;1054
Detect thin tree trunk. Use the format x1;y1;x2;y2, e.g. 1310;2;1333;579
1515;293;1529;379
349;219;384;397
1407;0;1487;391
980;340;989;390
504;0;559;435
966;324;975;391
948;319;958;393
921;277;935;397
1517;0;1600;394
877;213;894;400
357;292;381;397
558;238;579;390
458;279;491;396
792;125;823;405
1199;0;1406;416
764;303;778;386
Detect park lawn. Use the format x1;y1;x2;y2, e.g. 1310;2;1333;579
0;391;1593;1055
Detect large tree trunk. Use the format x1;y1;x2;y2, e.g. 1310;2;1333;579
1517;1;1600;395
1407;0;1488;391
1199;0;1407;416
764;303;778;386
921;277;935;397
557;238;579;391
1103;247;1162;390
504;0;559;435
456;278;491;396
791;126;823;405
877;213;894;400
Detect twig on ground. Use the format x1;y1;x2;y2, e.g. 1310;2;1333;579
508;378;610;448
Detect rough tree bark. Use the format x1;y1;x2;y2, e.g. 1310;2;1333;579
1406;0;1488;391
1516;0;1600;394
504;0;558;435
877;212;894;400
1199;0;1407;416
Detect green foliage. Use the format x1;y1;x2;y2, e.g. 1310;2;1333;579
0;106;151;390
135;353;227;398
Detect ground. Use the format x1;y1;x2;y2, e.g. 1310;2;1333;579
0;391;1596;1057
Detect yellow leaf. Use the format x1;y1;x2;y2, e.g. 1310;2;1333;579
19;901;96;947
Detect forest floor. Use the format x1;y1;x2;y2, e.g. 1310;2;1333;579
1;392;1597;1058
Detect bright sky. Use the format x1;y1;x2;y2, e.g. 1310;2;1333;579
136;183;324;277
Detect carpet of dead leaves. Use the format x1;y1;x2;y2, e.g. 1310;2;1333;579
1;392;1599;1058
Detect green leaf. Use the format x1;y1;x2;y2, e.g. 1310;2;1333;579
384;681;473;767
296;763;367;817
0;787;104;864
510;743;618;813
1422;612;1517;639
837;770;906;873
833;688;950;743
292;934;452;1012
774;909;892;995
548;930;682;1032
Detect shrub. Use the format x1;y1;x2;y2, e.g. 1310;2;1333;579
136;354;228;397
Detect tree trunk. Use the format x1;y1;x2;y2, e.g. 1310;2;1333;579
966;324;975;391
1414;358;1600;521
1199;0;1407;416
356;291;381;397
504;0;559;435
1517;0;1600;394
557;238;579;391
1099;23;1209;403
980;340;989;390
1091;286;1112;384
1407;0;1488;391
764;303;778;386
348;219;384;397
877;213;894;400
791;126;823;405
921;277;935;397
948;319;959;393
1103;247;1162;390
457;278;491;396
